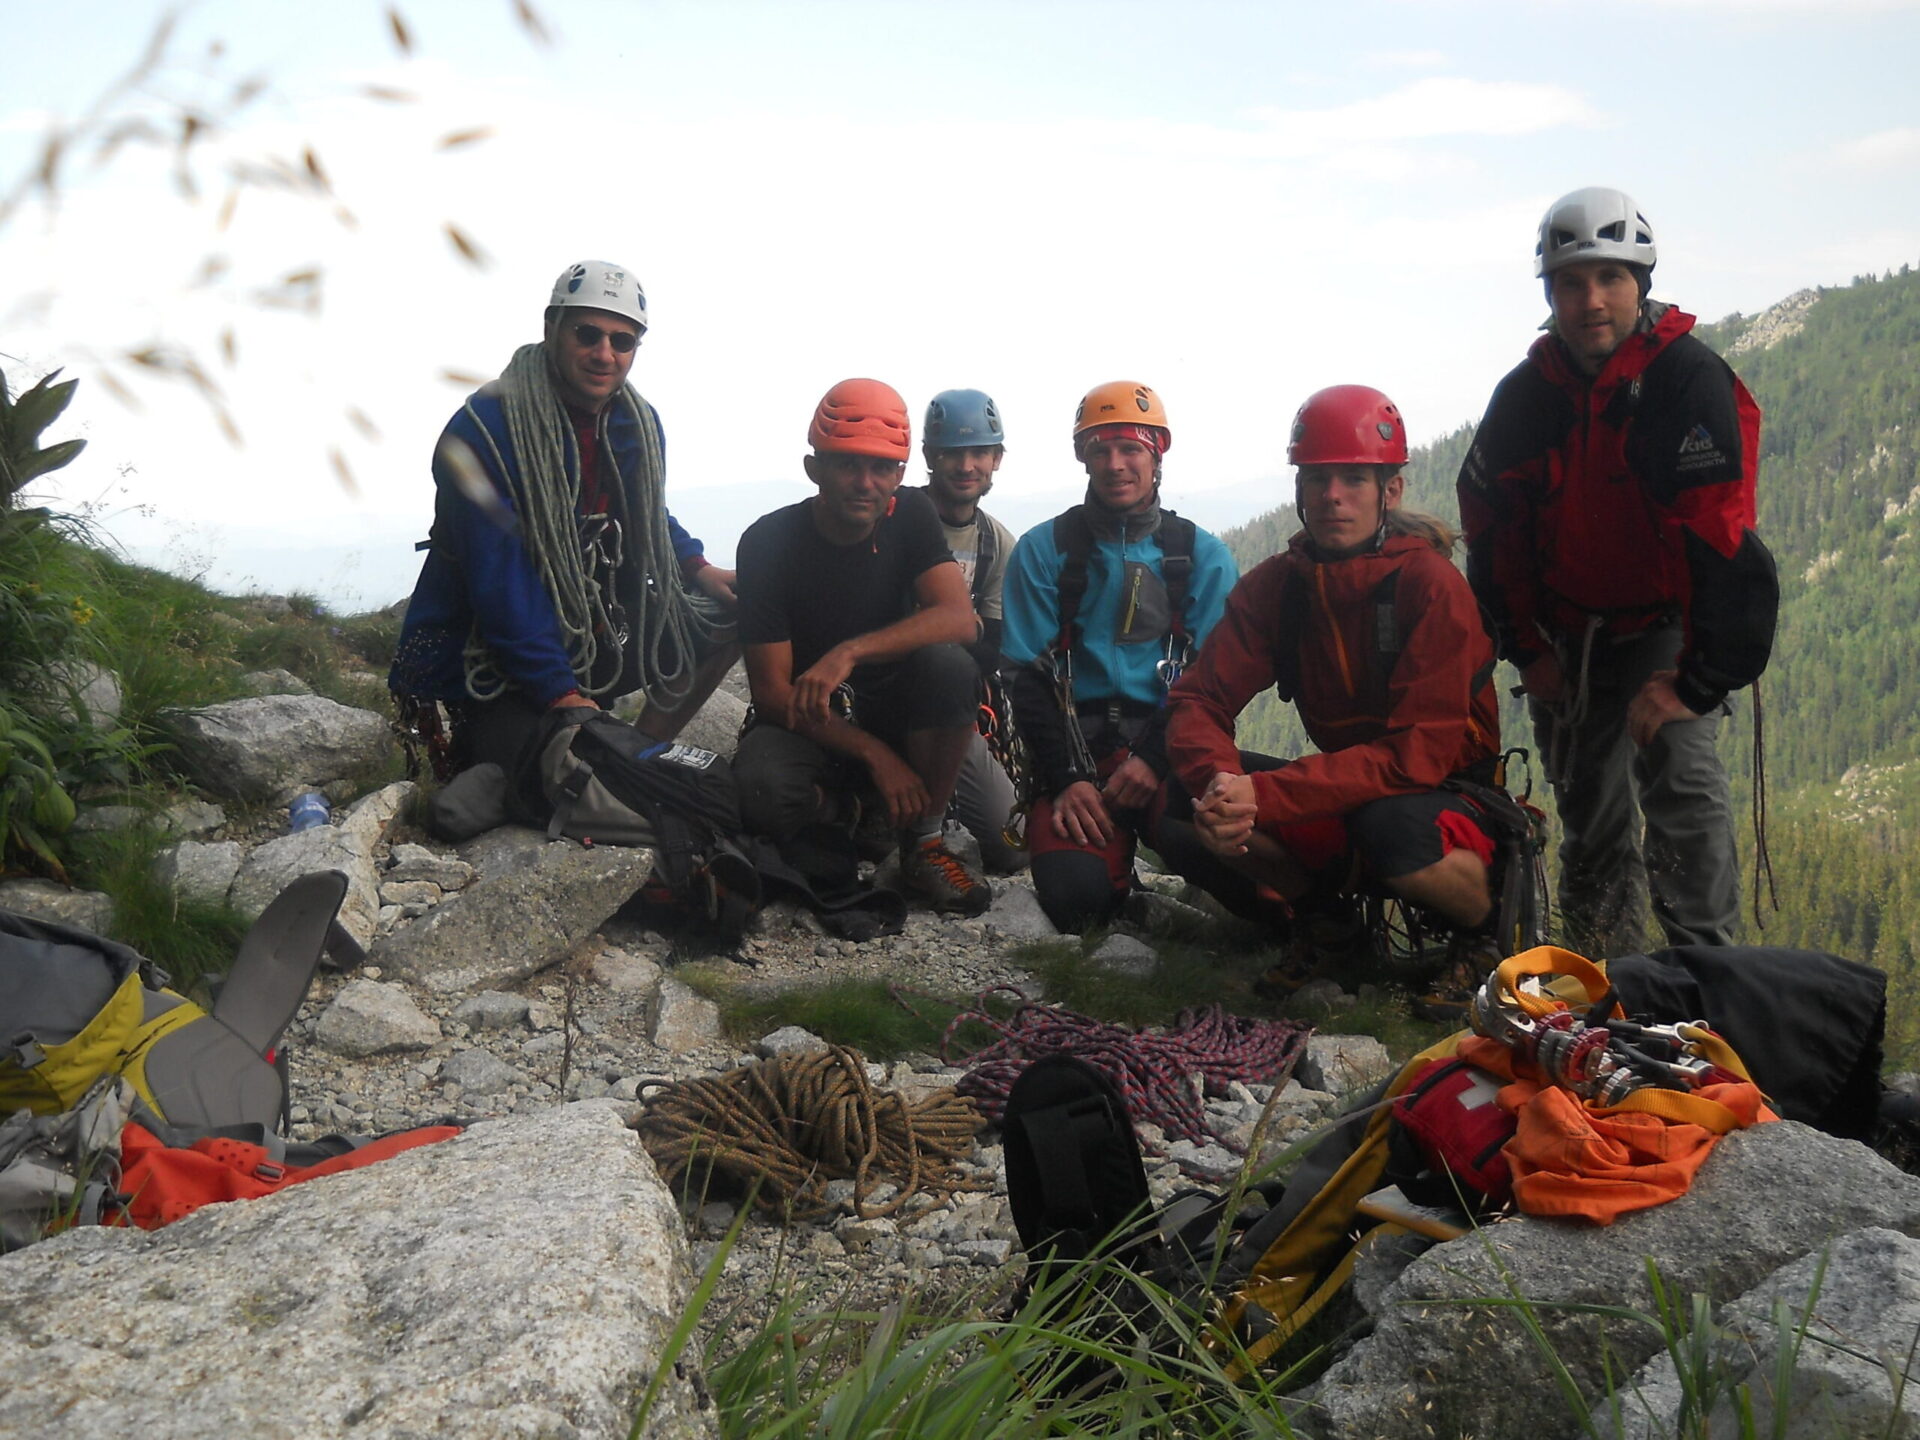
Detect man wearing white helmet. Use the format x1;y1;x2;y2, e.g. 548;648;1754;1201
905;388;1025;875
390;260;737;786
1458;188;1779;952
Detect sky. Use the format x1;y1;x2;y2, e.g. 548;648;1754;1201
4;0;1918;609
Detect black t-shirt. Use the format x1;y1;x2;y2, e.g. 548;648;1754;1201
736;488;954;677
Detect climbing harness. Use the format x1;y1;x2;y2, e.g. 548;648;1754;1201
631;1045;984;1221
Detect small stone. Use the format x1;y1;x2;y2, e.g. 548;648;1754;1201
439;1048;522;1096
449;996;531;1036
588;948;661;993
521;1032;569;1057
650;979;721;1054
314;979;441;1058
1090;933;1156;978
379;879;444;907
386;843;476;891
1298;1034;1394;1097
756;1025;828;1058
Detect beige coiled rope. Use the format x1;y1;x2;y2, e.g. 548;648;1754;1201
457;343;732;706
632;1046;986;1222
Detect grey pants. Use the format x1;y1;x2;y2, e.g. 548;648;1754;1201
1531;625;1739;953
951;731;1027;874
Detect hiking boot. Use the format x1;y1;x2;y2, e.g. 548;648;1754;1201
898;833;993;916
1412;932;1504;1026
1252;906;1369;1000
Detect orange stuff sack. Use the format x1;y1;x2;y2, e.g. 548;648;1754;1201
114;1122;462;1229
1457;1033;1776;1225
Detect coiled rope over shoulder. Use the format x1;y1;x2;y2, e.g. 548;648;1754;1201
460;343;733;706
632;1045;985;1222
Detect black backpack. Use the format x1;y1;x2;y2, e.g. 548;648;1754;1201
511;708;761;934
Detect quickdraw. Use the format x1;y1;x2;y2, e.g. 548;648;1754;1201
1467;951;1746;1107
391;693;455;783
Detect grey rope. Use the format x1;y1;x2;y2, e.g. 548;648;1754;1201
460;344;732;706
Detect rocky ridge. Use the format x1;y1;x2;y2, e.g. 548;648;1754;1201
8;678;1920;1437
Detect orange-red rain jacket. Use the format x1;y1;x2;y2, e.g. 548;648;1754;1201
1166;530;1499;828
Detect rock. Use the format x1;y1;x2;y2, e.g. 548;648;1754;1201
1090;933;1156;978
1306;1122;1920;1440
757;1025;828;1057
378;879;443;907
386;843;475;891
651;978;722;1054
450;992;532;1031
456;825;553;882
164;799;228;838
69;804;146;834
237;667;314;696
1297;1034;1394;1098
0;1105;713;1439
590;946;663;993
1602;1226;1920;1440
229;782;411;949
984;883;1058;940
168;694;393;804
663;687;749;761
0;879;113;934
1288;978;1358;1017
440;1048;523;1096
314;979;442;1057
43;659;123;728
374;838;657;993
152;840;244;905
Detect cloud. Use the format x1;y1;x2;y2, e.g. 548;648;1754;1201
1362;49;1449;69
1831;127;1920;170
1247;77;1603;151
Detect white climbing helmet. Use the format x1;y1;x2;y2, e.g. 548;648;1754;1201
548;260;648;333
1534;187;1658;279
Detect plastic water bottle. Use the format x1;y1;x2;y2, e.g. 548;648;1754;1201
289;792;331;832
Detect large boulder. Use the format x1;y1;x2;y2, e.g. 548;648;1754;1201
1300;1121;1920;1440
169;694;393;803
373;832;657;993
1605;1226;1920;1439
0;878;113;934
0;1104;713;1439
229;782;412;948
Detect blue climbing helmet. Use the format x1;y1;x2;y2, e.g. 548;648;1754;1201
923;389;1006;450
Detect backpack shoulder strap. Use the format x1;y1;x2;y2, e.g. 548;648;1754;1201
1049;508;1098;653
970;514;997;613
1272;564;1312;701
1158;511;1198;648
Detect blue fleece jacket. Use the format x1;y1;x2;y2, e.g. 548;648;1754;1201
389;385;701;706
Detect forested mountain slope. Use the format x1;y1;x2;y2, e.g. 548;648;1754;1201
1213;264;1920;1048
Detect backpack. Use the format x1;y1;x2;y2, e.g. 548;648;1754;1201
1002;1029;1473;1379
0;871;354;1135
511;707;761;935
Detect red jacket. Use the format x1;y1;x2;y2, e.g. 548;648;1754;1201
1166;530;1499;828
1457;303;1777;714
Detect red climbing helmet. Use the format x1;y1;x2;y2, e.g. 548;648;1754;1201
1287;385;1409;467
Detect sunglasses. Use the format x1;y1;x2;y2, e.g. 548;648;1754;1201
568;322;639;354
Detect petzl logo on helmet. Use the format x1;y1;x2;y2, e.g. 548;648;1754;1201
566;264;587;293
1133;387;1152;413
1377;422;1396;441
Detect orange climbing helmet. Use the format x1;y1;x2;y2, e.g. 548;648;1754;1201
808;378;912;461
1287;385;1408;467
1072;381;1171;457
